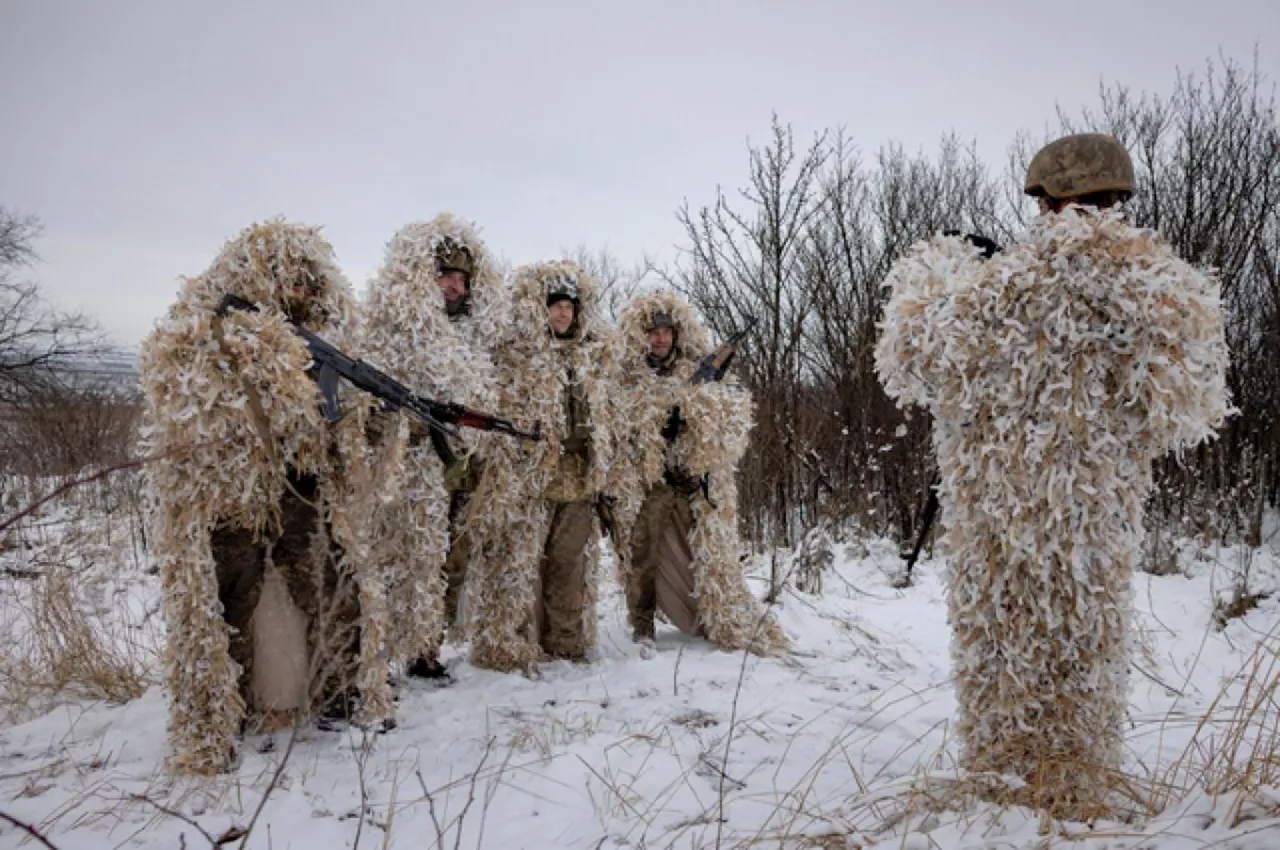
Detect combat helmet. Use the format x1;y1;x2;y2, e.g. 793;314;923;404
646;310;676;331
1024;133;1135;201
545;272;581;306
435;240;474;279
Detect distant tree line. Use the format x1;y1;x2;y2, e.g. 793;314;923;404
0;206;135;478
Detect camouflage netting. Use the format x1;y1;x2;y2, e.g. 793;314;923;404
358;214;502;668
466;260;617;671
610;291;788;655
139;220;392;775
875;207;1231;815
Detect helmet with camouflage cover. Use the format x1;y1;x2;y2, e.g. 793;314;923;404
545;270;581;307
436;239;475;279
646;310;676;331
1024;133;1135;200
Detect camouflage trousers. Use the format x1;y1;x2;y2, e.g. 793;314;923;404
210;473;361;718
532;499;594;660
442;487;473;629
627;482;701;640
442;453;485;631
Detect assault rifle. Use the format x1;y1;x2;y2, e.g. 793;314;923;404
690;314;758;385
661;315;757;440
214;294;540;465
896;473;939;587
896;232;1001;587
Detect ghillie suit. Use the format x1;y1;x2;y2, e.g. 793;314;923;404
432;218;507;634
139;221;393;775
359;214;503;672
609;291;787;655
875;209;1230;816
466;261;618;671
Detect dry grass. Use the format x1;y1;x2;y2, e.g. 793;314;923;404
773;630;1280;848
0;474;157;724
489;701;607;758
0;565;153;721
1148;621;1280;826
644;566;1280;848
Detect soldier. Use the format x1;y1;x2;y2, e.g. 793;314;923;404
465;261;617;671
610;291;787;656
875;133;1231;815
139;220;393;775
430;219;507;647
359;214;503;681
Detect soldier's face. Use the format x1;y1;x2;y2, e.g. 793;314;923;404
646;327;674;359
1039;195;1085;215
286;268;320;309
437;270;468;304
548;300;576;334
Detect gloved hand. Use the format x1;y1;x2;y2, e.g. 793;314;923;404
407;418;431;447
943;230;1001;259
365;409;398;445
443;452;482;493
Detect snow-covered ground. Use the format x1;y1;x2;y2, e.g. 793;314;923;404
1;497;1278;849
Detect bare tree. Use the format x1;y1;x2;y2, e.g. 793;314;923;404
563;244;655;322
0;209;40;268
1034;54;1280;546
0;207;127;478
667;119;1013;552
0;207;105;404
669;116;829;546
802;133;1011;545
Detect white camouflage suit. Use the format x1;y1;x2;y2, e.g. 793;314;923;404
875;207;1231;813
358;214;503;674
465;261;619;671
609;290;788;655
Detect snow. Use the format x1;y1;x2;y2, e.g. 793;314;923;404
1;505;1278;849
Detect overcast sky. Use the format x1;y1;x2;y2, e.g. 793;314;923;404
1;0;1275;347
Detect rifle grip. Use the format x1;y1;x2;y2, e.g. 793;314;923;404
428;426;457;467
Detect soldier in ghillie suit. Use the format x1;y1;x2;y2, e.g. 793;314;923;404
139;220;394;775
429;219;507;646
466;261;617;671
610;291;787;656
359;214;503;681
875;133;1231;816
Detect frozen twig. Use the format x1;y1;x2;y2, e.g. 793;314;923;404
0;439;229;534
129;795;250;847
0;810;61;850
414;736;497;850
352;730;371;849
237;724;299;849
